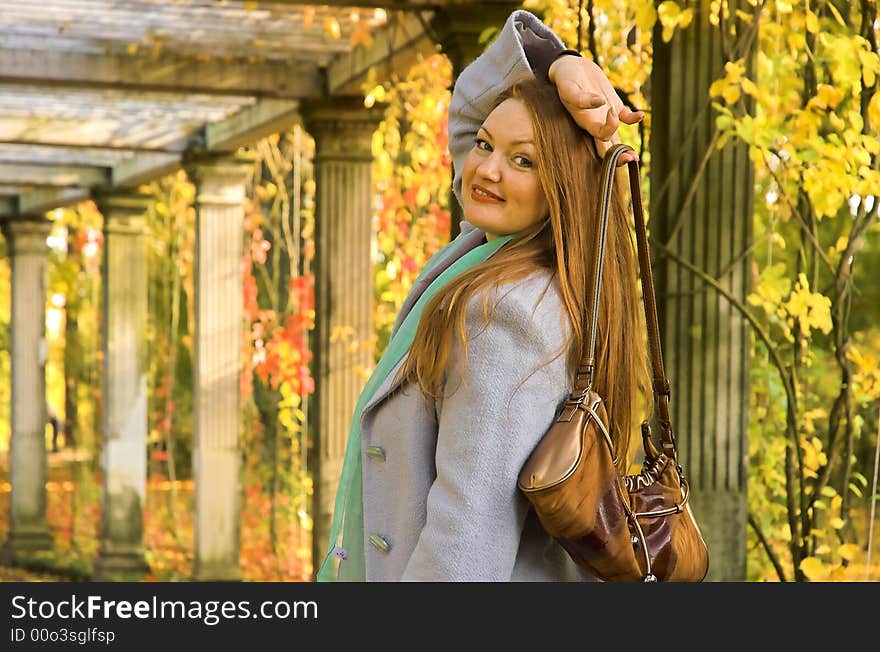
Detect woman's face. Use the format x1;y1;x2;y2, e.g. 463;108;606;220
461;98;548;241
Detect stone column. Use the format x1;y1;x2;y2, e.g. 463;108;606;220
92;192;151;580
431;2;522;239
0;217;53;563
301;98;384;575
187;158;249;581
649;0;755;580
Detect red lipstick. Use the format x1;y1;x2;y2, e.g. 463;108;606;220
470;184;504;203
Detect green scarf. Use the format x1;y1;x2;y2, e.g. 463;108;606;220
316;231;516;581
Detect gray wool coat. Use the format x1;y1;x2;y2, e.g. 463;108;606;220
358;10;597;582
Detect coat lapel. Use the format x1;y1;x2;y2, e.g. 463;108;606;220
360;222;487;419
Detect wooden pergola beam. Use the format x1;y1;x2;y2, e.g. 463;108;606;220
328;10;436;95
0;48;322;99
17;188;90;216
112;153;182;188
0;140;183;155
204;99;301;153
0;163;109;188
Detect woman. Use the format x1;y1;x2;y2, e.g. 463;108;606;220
317;10;649;582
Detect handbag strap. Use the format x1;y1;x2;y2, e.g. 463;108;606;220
573;143;676;456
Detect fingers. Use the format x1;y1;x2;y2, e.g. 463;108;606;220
562;90;645;140
593;130;639;166
591;104;619;142
618;107;646;125
556;79;606;111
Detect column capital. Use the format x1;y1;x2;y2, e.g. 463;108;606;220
185;155;252;208
301;97;386;161
430;2;522;76
94;190;151;234
0;217;52;255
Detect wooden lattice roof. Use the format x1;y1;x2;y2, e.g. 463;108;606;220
0;0;456;217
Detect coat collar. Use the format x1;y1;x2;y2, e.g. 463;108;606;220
360;222;488;420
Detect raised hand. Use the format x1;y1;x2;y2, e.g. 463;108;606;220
548;55;645;165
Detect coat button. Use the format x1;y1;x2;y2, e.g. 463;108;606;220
369;534;390;553
365;446;386;462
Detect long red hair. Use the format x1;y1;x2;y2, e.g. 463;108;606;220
395;77;652;468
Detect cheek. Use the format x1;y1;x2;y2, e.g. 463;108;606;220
525;178;548;213
461;151;478;185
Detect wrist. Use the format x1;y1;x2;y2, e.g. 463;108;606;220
547;49;582;83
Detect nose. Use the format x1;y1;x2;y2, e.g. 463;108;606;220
475;150;502;183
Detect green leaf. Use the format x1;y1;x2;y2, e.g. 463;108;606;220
716;114;734;131
477;26;499;45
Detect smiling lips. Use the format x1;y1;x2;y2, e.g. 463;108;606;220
470;184;504;203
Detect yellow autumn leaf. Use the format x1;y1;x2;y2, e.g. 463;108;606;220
829;517;845;530
278;411;298;434
861;49;880;89
805;10;819;34
802;441;820;471
741;78;758;97
827;566;848;581
799;556;825;580
816;84;844;109
657;1;683;42
635;1;658;33
838;544;860;561
770;232;786;249
127;42;139;55
722;84;741;105
868;88;880;132
679;9;694;29
724;59;746;82
709;78;727;98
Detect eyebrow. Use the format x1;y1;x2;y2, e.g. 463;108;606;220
479;125;535;147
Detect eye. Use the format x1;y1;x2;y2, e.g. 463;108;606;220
514;155;533;168
474;137;492;152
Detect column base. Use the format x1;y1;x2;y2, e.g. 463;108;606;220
192;560;242;582
0;528;53;565
91;545;150;581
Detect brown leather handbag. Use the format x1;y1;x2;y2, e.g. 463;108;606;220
517;144;709;582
